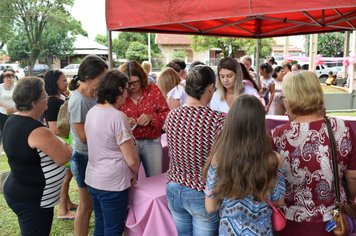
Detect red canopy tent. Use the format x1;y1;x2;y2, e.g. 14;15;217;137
106;0;356;38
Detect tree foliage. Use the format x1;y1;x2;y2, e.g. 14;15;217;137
172;50;188;59
125;41;148;64
7;32;30;68
306;33;344;57
95;32;161;59
4;0;75;75
244;38;276;58
0;1;16;49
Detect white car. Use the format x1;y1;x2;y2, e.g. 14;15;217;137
0;64;25;80
333;66;345;79
61;64;80;77
300;62;338;79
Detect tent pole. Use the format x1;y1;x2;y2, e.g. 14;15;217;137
256;38;260;86
343;31;350;80
148;33;151;63
349;31;356;94
309;34;318;73
107;30;113;69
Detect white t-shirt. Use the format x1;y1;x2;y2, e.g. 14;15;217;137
0;84;16;115
166;80;188;107
210;83;258;113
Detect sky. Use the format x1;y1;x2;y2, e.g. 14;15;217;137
70;0;109;40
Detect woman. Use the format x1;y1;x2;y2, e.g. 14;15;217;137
44;69;77;220
118;60;169;178
270;71;356;236
164;66;225;235
0;71;17;144
210;57;259;113
267;66;286;115
68;55;108;236
259;62;275;112
241;55;261;89
141;61;156;84
3;77;72;235
157;67;188;110
85;70;139;235
204;94;285;235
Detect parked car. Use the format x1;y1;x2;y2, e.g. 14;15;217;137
61;64;80;77
0;64;25;80
300;62;338;79
23;64;49;76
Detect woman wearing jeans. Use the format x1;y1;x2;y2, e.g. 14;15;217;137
85;71;139;235
68;55;108;236
163;66;226;235
118;61;169;178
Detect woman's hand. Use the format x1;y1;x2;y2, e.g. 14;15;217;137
6;106;12;115
131;177;137;186
137;114;152;126
58;136;73;153
128;118;137;127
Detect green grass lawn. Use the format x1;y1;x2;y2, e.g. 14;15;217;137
0;154;95;236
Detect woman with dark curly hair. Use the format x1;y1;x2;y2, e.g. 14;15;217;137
85;70;139;235
44;69;77;220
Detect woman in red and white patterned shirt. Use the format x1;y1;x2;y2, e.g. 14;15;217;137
118;61;169;177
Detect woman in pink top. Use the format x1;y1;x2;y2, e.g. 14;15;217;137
84;70;139;235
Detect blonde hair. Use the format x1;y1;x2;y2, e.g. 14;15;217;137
157;67;181;100
141;61;151;75
241;55;252;64
216;58;244;101
282;71;324;115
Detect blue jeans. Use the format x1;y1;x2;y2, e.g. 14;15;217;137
70;151;88;188
166;182;220;236
87;186;129;236
136;137;162;177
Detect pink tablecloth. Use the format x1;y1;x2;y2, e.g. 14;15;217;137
125;172;178;236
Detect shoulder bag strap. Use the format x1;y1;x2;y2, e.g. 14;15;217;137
324;116;341;203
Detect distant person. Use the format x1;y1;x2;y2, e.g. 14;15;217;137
292;63;301;72
266;56;275;66
0;71;17;144
166;62;181;74
85;70;139;235
259;63;274;113
188;60;205;73
281;60;292;75
267;66;286;115
241;55;261;89
142;61;156;84
100;56;108;65
171;58;187;79
3;77;72;235
331;74;337;85
68;55;108;236
326;71;333;86
44;69;77;220
0;68;16;84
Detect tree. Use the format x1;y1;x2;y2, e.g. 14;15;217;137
172;50;188;59
95;32;161;59
189;35;248;58
5;0;75;75
0;1;16;49
244;38;275;58
305;33;344;57
125;41;148;63
7;32;30;68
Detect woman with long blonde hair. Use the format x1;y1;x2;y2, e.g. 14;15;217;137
204;94;285;236
157;67;188;109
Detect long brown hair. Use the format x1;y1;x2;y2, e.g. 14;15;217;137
203;94;278;202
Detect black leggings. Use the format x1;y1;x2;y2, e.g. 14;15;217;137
4;194;54;236
0;113;9;143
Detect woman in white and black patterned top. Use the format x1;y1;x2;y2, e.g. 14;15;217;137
3;77;72;235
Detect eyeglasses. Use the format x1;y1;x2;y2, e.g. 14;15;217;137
128;80;140;87
40;93;49;100
279;96;286;102
125;87;131;92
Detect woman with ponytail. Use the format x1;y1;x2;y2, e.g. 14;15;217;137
68;55;108;236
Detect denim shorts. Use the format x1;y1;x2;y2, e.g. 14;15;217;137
70;151;88;188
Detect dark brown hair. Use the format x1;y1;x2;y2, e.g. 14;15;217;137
239;62;259;91
119;60;149;89
69;55;108;91
13;77;44;111
96;70;129;105
185;66;215;100
203;94;279;202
